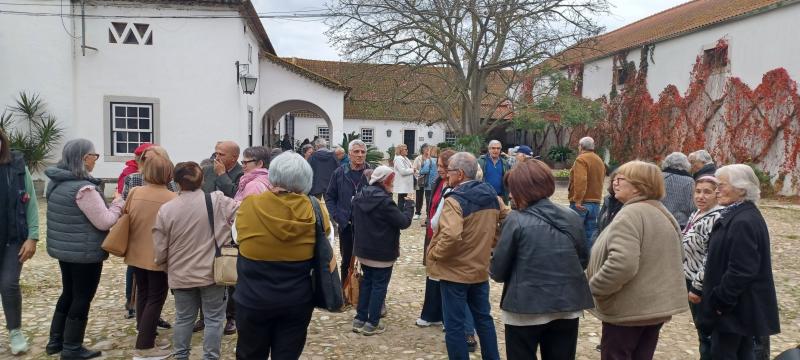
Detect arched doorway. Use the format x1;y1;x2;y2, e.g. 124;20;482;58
262;100;333;149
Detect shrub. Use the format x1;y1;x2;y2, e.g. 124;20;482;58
0;92;65;172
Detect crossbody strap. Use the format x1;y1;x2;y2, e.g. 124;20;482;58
309;196;325;243
204;192;221;257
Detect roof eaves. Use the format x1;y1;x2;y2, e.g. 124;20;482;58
238;1;276;55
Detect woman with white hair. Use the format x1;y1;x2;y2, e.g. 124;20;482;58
697;164;780;359
392;144;415;209
661;152;696;228
234;152;332;359
350;165;415;335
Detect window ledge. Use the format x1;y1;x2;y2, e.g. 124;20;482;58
105;155;134;163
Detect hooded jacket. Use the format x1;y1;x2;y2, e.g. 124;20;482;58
426;180;508;284
234;191;331;310
234;168;272;201
308;149;340;196
352;185;414;262
116;159;138;194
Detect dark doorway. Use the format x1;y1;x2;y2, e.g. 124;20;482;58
403;130;416;156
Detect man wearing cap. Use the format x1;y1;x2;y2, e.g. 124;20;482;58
514;145;534;167
350;166;415;335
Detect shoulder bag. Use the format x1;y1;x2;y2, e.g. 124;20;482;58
205;192;238;286
101;187;137;257
309;196;345;311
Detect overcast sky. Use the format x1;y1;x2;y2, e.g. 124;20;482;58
253;0;687;60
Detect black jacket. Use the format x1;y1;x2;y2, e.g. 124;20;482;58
308;149;340;196
698;201;780;336
490;198;594;314
352;185;414;262
694;163;717;179
324;164;372;228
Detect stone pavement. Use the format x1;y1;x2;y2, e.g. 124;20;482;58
2;187;798;359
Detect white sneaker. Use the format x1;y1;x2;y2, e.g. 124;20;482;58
133;346;172;360
155;337;171;350
9;328;29;355
415;318;443;327
413;214;420;220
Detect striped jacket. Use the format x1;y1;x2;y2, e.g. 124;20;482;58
682;206;723;295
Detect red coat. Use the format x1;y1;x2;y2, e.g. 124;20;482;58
116;160;138;194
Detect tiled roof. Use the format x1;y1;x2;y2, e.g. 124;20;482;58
546;0;796;68
286;58;514;122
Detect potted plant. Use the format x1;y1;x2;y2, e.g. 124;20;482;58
546;145;573;169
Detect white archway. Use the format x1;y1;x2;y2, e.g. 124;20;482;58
262;100;332;149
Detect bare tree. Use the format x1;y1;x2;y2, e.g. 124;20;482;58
326;0;609;136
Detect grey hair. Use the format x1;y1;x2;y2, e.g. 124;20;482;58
716;164;761;202
268;152;313;194
488;140;502;148
449;152;478;179
579;136;595;151
301;144;314;155
270;148;283;159
661;152;691;172
313;137;328;149
333;146;345;153
688;149;714;164
57;138;95;179
348;139;367;152
243;146;270;168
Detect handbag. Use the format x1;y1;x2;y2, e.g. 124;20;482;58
342;256;362;306
309;196;344;311
101;187;136;257
204;192;238;286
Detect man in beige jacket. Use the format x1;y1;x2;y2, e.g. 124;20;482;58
568;136;606;248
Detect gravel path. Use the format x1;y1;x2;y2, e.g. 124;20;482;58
3;187;798;359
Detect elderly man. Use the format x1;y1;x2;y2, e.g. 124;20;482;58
477;140;511;202
568;136;605;248
688;150;717;180
202;141;244;197
325;140;372;292
513;145;533;167
427;152;507;360
308;138;339;198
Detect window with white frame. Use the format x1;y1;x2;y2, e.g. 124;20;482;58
360;128;374;145
317;126;330;142
111;103;153;155
445;131;457;145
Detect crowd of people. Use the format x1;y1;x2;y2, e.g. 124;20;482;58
0;126;784;360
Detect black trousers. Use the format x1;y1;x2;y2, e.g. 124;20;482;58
505;318;579;360
339;224;354;288
415;188;425;215
55;261;103;320
711;332;755;360
132;267;168;349
601;322;663;360
419;277;442;323
397;193;408;210
235;302;314;360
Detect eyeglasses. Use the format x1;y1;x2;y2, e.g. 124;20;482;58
241;159;257;166
86;153;100;160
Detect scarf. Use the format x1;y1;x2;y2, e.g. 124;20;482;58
663;167;692;177
719;200;746;220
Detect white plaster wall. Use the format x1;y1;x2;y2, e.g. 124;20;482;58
293;117;448;157
581;3;800;99
69;4;262;178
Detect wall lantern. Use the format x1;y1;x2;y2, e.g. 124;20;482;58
427;130;433;138
236;61;258;95
386;129;392;137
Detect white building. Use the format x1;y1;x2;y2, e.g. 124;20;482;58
1;0;347;181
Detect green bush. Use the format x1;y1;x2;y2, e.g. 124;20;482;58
546;145;573;163
0;92;65;172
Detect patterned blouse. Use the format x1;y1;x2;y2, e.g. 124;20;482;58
122;173;178;200
681;205;723;295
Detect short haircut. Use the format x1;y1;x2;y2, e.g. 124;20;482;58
174;162;203;191
488;140;502;148
395;144;407;153
419;143;429;153
349;139;366;152
616;160;666;200
243;146;270;168
429;146;439;157
449;152;478;179
505;159;555;208
269;152;313;194
715;164;761;202
142;145;170;161
688;149;714;164
301;144;314;155
57;138;95;179
661;152;691;172
217;141;241;156
142;155;174;185
313;137;328;149
333;146;345;153
270;148;283;159
579;137;595;151
439;149;456;167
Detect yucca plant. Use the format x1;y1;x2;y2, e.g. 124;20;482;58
0;92;65;172
340;131;384;167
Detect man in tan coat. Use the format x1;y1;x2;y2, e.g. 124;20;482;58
568;136;606;248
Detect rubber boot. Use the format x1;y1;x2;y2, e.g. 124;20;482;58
46;311;67;355
60;318;101;360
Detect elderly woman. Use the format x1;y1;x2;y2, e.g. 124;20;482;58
491;159;593;360
0;129;39;355
45;139;123;359
586;160;687;360
661;152;696;229
697;164;780;359
234;146;272;201
122;155;177;359
234;152;332;358
301;144;314;160
417;146;439;223
682;176;723;360
153;161;239;360
351;166;415;335
121;146;177;200
393;144;415;209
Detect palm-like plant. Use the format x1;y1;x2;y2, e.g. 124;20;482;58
340;131;385;167
1;92;65;172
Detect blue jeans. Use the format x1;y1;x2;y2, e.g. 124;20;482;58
356;264;393;326
440;280;499;360
570;202;600;248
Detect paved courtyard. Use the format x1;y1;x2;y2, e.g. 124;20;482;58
3;186;799;359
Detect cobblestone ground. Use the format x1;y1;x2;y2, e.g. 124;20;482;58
3;187;798;359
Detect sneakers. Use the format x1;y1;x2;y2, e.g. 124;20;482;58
9;328;29;355
413;214;420;220
352;319;365;333
157;318;172;329
132;347;172;360
155;337;171;350
360;321;386;336
414;318;442;327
